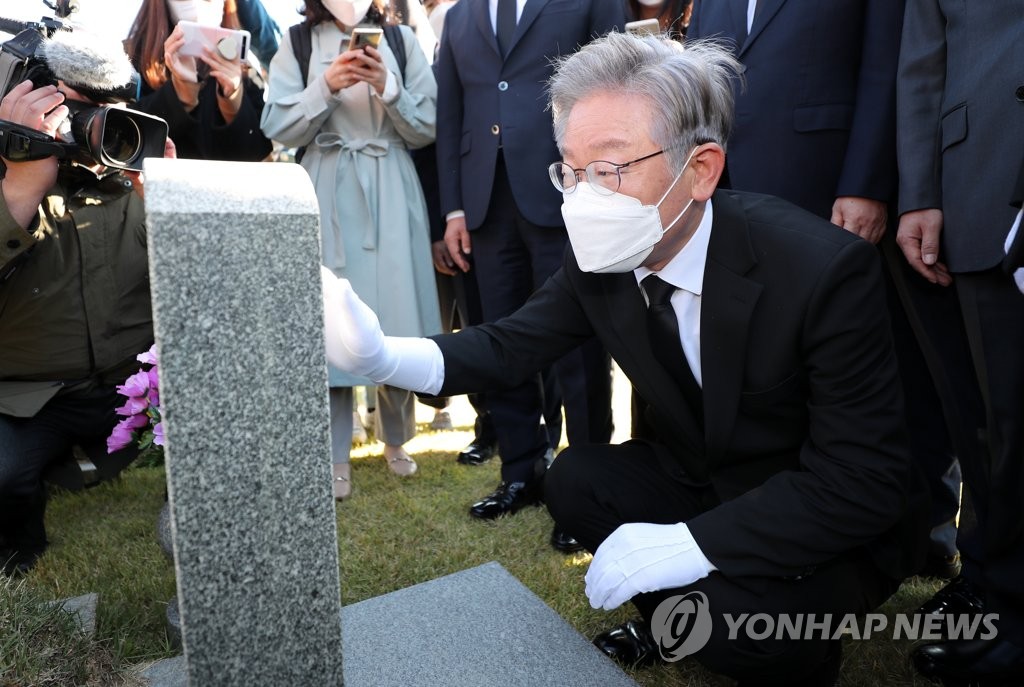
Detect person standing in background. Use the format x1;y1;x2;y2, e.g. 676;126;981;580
433;0;624;552
261;0;440;499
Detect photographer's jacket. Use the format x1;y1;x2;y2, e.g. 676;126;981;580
0;167;152;417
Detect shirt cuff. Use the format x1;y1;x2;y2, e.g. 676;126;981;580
445;210;465;222
376;70;400;104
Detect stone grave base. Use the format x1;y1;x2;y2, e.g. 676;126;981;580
140;562;639;687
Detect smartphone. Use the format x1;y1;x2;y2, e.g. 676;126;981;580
348;26;384;52
177;20;251;61
625;18;661;36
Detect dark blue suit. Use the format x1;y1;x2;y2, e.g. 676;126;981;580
435;0;625;481
689;0;902;218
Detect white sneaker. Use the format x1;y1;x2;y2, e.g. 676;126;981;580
430;410;453;431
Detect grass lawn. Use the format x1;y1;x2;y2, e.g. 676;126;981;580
5;410;944;686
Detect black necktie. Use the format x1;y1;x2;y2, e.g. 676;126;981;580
496;0;516;57
642;274;704;422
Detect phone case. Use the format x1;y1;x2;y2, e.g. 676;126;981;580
177;20;251;61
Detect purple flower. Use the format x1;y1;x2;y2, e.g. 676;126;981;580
116;369;150;398
137;345;159;366
147;366;160;390
115;396;149;417
147;388;160;408
106;414;148;453
153;422;165;447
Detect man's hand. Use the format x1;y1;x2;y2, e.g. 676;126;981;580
125;137;178;200
444;216;472;272
897;209;951;286
830;196;887;244
431;240;458;275
584;522;715;611
0;80;65;228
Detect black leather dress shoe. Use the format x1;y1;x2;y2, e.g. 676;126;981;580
457;439;497;466
550;526;585;554
1;546;44;577
914;637;1024;685
917;575;985;619
593;619;661;668
468;481;541;519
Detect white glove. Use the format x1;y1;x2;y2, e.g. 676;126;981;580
321;266;444;394
585;522;716;611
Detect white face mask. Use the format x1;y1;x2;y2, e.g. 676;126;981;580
561;148;697;273
168;0;225;26
637;0;662;7
323;0;374;26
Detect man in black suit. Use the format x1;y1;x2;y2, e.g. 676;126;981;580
433;0;624;533
323;33;926;683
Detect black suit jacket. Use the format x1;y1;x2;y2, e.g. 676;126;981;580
433;190;928;582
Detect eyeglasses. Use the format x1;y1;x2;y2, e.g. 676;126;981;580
548;148;668;196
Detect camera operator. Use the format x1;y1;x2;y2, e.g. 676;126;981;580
0;75;173;577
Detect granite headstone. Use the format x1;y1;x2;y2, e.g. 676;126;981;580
144;158;343;685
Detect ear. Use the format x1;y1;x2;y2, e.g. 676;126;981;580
689;143;725;202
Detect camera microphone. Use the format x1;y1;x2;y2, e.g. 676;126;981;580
41;29;139;103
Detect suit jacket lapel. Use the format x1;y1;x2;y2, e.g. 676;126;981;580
740;0;788;55
473;0;502;58
506;0;548;58
701;191;762;464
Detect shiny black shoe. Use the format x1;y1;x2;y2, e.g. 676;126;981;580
920;552;964;580
468;481;541;519
593;619;661;668
457;439;497;466
550;526;585;554
913;637;1024;685
917;575;985;619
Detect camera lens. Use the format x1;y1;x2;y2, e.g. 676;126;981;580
101;112;143;166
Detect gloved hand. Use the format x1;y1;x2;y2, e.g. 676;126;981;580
321;266;444;394
584;522;716;611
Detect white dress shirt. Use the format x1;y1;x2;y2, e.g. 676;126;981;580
747;0;757;32
634;198;715;387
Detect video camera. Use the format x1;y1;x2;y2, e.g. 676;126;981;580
0;0;167;172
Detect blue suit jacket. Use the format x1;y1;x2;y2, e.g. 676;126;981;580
434;0;626;229
689;0;904;219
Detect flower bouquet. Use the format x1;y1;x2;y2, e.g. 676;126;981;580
107;344;164;465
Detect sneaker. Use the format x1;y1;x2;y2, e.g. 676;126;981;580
332;463;352;501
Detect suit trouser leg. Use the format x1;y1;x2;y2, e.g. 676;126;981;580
471;159;557;482
956;268;1024;643
328;387;354;465
881;237;988;580
545;440;898;682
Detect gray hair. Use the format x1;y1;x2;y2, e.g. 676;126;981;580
549;32;742;173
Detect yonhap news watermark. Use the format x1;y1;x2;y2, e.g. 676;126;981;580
650;592;998;663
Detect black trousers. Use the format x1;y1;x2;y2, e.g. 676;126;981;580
954;267;1024;643
545;441;899;683
470;155;612;482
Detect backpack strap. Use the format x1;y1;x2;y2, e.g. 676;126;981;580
288;21;313;86
383;24;406;82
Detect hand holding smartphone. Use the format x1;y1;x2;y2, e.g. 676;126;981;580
347;26;384;53
177;20;251;61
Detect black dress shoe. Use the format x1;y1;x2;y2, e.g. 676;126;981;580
920;552;964;580
468;481;540;519
593;619;661;668
1;545;44;577
457;439;497;466
550;526;585;554
917;575;985;619
914;637;1024;684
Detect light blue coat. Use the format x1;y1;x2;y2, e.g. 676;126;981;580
262;22;442;386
